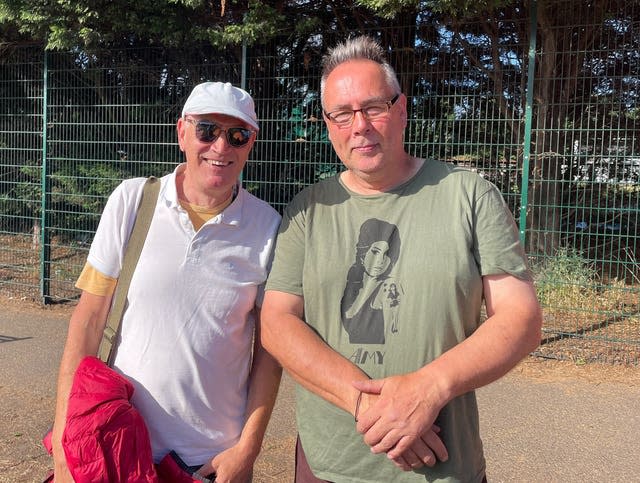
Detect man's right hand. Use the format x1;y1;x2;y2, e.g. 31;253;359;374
356;389;448;471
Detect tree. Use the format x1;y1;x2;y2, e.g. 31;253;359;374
0;0;283;49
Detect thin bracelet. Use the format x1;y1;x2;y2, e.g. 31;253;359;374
354;391;363;422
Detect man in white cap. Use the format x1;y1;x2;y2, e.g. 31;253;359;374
51;82;282;482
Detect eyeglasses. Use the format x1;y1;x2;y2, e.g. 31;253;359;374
323;94;401;127
184;118;254;147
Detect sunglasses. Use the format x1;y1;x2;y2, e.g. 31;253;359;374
184;118;254;147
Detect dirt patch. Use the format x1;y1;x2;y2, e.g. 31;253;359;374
512;356;640;385
0;293;75;316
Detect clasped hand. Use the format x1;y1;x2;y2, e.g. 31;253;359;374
353;373;449;472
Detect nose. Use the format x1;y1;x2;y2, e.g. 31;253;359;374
209;133;232;151
351;110;371;133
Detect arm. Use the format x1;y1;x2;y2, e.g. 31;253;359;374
200;307;283;483
261;290;448;471
354;273;542;459
261;290;369;414
52;290;113;483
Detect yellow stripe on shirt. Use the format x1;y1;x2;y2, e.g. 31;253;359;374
76;262;118;297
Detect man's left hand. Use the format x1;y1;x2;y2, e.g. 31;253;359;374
353;371;447;462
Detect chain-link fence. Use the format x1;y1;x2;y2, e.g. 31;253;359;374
1;2;638;364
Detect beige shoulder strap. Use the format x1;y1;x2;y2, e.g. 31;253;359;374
98;177;160;365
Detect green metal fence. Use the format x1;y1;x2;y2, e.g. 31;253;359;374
0;3;638;364
525;2;640;364
0;44;43;298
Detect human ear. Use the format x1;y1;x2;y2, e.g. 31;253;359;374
176;118;187;152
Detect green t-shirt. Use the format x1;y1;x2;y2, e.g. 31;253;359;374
266;159;530;483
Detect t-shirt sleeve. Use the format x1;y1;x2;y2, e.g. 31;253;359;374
264;195;307;296
253;208;282;307
472;183;532;280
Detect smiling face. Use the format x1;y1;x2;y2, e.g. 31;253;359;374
322;59;408;191
177;113;255;205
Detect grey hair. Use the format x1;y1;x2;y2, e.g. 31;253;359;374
320;36;401;107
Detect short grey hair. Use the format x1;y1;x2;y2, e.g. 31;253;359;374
320;36;401;107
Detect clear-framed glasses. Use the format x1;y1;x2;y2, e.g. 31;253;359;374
184;118;255;147
323;94;401;127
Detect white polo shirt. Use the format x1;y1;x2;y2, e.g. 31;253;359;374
86;164;281;465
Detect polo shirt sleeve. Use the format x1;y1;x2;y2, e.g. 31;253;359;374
86;178;147;280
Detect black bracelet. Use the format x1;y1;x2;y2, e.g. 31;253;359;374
354;391;363;422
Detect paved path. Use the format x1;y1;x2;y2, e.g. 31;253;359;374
1;301;639;482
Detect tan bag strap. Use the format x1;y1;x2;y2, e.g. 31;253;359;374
98;177;160;365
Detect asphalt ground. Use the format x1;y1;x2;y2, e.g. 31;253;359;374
1;299;639;482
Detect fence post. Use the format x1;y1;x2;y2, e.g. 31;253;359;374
240;40;248;184
40;49;51;303
519;0;537;247
241;40;248;91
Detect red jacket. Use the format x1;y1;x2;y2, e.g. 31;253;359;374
44;356;201;482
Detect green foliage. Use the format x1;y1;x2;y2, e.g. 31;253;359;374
0;164;41;232
355;0;514;18
355;0;419;18
533;248;599;307
1;0;518;49
627;108;640;120
46;162;130;240
202;2;285;47
0;0;287;50
0;158;134;238
247;98;337;210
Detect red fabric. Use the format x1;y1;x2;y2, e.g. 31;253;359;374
43;356;202;482
44;356;157;482
156;453;205;482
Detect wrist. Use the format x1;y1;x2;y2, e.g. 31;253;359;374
417;363;454;409
235;434;261;461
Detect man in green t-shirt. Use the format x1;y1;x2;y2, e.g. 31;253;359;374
262;35;542;483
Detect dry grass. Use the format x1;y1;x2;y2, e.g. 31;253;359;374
514;354;640;385
0;234;85;302
533;249;640;365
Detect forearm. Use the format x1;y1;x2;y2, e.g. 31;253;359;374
52;292;112;444
261;294;369;415
53;339;98;438
354;274;541;462
422;277;542;408
236;341;282;459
